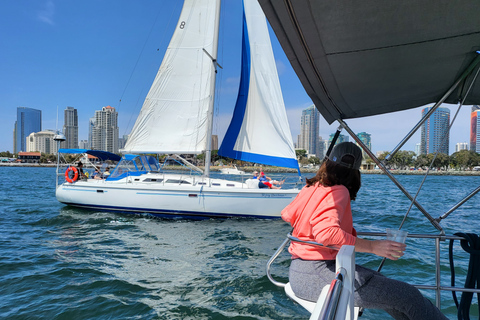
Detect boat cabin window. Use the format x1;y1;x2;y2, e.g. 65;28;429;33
134;157;145;171
143;178;164;183
144;156;160;172
108;155;162;180
165;179;191;185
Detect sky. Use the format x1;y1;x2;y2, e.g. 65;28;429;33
0;0;473;155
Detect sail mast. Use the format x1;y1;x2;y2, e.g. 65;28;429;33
204;0;221;177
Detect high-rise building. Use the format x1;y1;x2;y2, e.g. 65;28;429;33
90;106;119;153
316;136;325;159
415;143;421;156
298;105;320;156
14;107;42;154
327;133;348;148
211;135;218;150
356;132;371;160
420;106;450;155
88;117;95;149
470;109;480;153
26;130;58;154
455;142;468;153
63;106;78;149
79;140;89;149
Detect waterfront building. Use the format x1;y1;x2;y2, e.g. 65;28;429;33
356;132;371;160
455;142;469;153
90;106;119;153
211;135;218;151
316;136;325;159
327;133;348;152
470;109;480;153
26;130;58;154
62;107;78;149
14;107;42;154
420;106;450;155
79;140;89;149
88;117;95;149
415;143;421;156
17;151;41;163
297;105;320;157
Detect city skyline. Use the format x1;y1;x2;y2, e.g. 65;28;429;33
0;1;474;155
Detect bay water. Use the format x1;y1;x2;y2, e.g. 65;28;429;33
1;167;479;319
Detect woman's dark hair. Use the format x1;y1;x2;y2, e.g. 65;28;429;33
306;156;361;200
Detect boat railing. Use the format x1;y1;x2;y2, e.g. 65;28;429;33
266;236;355;320
267;232;480;312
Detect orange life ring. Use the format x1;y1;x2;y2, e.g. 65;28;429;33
65;166;79;183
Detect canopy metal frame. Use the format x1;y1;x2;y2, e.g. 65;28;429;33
335;52;480;233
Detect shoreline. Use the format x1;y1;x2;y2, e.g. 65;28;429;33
1;163;480;176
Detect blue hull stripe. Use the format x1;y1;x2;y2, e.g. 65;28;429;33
59;202;280;219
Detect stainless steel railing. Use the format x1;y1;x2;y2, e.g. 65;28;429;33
317;269;346;320
266;232;480;310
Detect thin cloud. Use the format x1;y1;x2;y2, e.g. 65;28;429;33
38;0;55;25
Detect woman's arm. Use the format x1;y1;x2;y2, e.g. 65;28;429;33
355;238;406;260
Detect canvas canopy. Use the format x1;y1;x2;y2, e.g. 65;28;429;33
259;0;480;124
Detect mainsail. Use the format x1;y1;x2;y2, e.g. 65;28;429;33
219;0;299;171
122;0;220;154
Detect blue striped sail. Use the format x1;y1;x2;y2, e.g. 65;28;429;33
219;0;299;173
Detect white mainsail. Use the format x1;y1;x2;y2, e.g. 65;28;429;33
218;0;299;171
122;0;220;154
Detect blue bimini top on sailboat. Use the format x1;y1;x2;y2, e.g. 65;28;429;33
58;148;122;162
218;1;300;174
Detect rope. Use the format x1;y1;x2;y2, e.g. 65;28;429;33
449;233;480;320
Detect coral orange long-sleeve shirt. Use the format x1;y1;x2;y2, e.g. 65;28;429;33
281;183;357;260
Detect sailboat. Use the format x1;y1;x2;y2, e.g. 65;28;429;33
259;0;480;318
55;0;301;219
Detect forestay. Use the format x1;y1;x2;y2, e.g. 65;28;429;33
258;0;480;123
219;0;299;171
122;0;220;154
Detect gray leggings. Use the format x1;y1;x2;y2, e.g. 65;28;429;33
289;259;448;320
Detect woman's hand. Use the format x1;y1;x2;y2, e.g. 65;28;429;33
371;240;406;260
355;238;406;260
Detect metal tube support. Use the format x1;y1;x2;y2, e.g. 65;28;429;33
439;185;480;221
435;237;441;309
338;119;443;231
318;270;345;320
386;53;480;161
265;237;290;288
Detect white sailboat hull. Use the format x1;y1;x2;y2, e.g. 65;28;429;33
56;174;299;218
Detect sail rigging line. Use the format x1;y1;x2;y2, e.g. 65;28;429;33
338;118;443;231
399;63;480;228
376;63;480;276
119;1;181;139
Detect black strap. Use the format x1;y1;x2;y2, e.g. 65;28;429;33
449;233;480;320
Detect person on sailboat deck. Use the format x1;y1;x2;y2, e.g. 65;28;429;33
281;142;447;320
103;167;110;178
252;171;269;188
77;161;88;180
92;168;102;180
253;171;282;189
